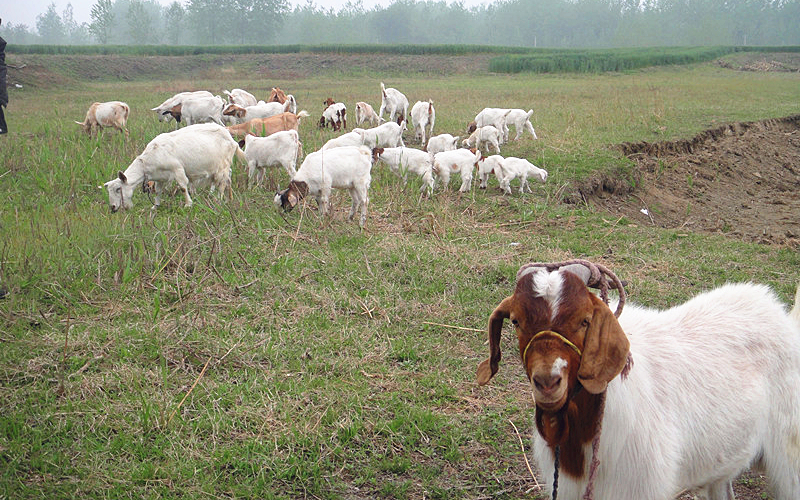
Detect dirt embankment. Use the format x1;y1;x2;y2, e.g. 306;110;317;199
579;114;800;247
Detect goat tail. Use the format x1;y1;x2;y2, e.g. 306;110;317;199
234;144;247;166
791;282;800;326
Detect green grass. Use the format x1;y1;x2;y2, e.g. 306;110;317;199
1;53;799;499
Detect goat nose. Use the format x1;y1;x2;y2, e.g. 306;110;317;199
533;374;562;394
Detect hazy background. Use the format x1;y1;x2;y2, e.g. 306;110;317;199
1;0;799;47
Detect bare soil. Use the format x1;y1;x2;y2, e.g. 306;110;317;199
578;114;800;249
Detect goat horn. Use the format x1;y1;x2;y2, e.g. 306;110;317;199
561;263;593;284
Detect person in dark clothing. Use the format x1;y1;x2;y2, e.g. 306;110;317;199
0;18;8;134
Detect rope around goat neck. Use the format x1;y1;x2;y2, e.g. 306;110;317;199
516;259;627;317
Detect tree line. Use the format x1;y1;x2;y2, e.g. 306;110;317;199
2;0;799;47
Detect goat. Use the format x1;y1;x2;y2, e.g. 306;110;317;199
495;157;547;194
243;130;302;187
379;82;409;125
355;101;380;128
462;125;502;154
476;154;505;189
354;121;405;149
151;90;212;123
320;102;347;131
163;95;225;127
468;108;512;143
425;133;459;155
371;146;435;196
432;148;481;192
410;100;435;145
477;261;800;500
268;87;288;103
75;101;129;137
226;111;310;144
223;88;258;108
222;100;294;125
321;131;363;151
505;108;538;141
102;123;244;211
274;145;373;227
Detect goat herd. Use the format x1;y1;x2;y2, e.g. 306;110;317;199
90;83;546;226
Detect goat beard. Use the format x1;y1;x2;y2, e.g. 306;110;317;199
535;403;571;447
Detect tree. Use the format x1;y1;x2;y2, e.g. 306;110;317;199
36;3;66;43
90;0;115;44
164;2;186;45
128;0;155;44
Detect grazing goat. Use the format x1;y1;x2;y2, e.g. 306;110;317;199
372;146;435;196
462;125;502;154
320;102;347;131
226;111;310;144
102;123;244;211
432;148;481;192
222;100;294;125
379;82;409;125
476;155;505;189
477;261;800;500
151;90;212;123
223;88;257;108
496;157;547;194
355;101;380;128
467;108;512;143
267;87;288;103
243;130;302;187
162;95;226;127
355;121;405;148
425;133;459;155
505;108;538;140
75;101;130;137
321;131;363;151
410;100;435;145
274;145;373;227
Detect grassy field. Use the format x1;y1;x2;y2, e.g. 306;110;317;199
1;54;800;499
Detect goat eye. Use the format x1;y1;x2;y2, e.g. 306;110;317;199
582;319;590;328
511;319;519;326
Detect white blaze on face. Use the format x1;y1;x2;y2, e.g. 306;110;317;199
551;357;568;377
520;268;564;322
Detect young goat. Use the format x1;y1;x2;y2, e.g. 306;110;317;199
496;157;547;194
243;130;302;187
476;155;505;190
372;146;435;196
478;262;800;500
354;121;405;148
432;148;481;193
379;82;409;125
274;145;373;227
425;133;459;155
410;100;435;145
505;108;538;140
354;101;380;128
462;125;502;154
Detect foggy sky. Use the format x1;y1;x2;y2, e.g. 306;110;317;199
3;0;491;32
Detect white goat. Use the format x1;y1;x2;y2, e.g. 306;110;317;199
320;102;347;131
379;82;409;124
496;157;547;194
321;131;363;151
103;123;244;211
478;262;800;500
432;148;481;192
462;125;502;154
355;101;380;128
223;88;258;108
274;146;373;227
180;95;226;127
476;155;505;189
469;108;512;143
222;100;293;125
505;108;538;140
75;101;130;138
355;121;405;148
151;90;212;124
410;100;435;145
243;130;302;186
371;146;435;196
426;133;460;155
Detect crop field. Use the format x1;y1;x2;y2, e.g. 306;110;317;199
1;51;800;499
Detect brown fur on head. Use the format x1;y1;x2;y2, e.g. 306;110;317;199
466;121;477;134
371;147;384;163
323;97;335;107
275;180;309;212
396;113;404;126
268;87;287;104
162;103;182;122
222;104;246;119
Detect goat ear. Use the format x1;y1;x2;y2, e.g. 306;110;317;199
118;171;127;183
477;296;513;386
578;295;630;394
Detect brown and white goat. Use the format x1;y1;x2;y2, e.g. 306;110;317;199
76;101;130;137
267;87;288;104
226;111;310;146
478;263;800;499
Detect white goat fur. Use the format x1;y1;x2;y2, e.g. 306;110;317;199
462;125;502;154
477;155;505;189
496;157;547;194
410;100;435;145
426;134;459;155
275;146;373;227
432;148;481;192
223;100;294;124
355;122;405;148
505;108;538;140
75;101;130;137
355;101;380;128
374;147;435;196
151;91;212;123
473;108;511;143
244;130;302;186
528;272;800;500
378;82;409;123
224;88;257;108
321;131;363;151
103;124;244;211
181;95;226;126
